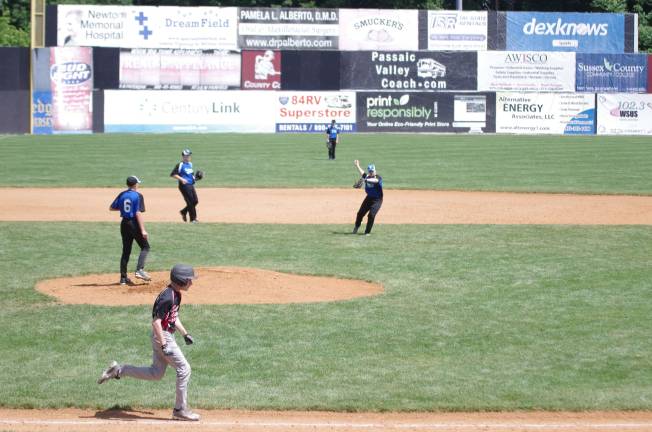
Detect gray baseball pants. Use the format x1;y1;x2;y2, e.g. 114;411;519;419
119;331;191;410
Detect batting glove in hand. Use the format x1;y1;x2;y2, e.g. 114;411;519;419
161;344;173;356
184;334;194;345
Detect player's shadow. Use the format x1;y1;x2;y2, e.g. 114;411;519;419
86;407;171;421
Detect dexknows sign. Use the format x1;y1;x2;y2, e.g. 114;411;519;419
357;92;495;133
576;54;647;93
275;92;356;133
506;12;625;53
341;51;476;91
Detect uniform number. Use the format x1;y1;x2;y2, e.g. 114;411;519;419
123;199;132;213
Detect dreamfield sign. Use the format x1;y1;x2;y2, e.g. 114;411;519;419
104;90;276;133
58;5;238;49
506;12;625;53
496;93;595;135
478;51;575;92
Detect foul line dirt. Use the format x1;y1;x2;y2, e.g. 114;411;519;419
2;187;652;224
1;409;652;432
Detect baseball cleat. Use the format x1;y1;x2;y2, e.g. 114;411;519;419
119;277;134;286
190;220;199;224
352;227;358;234
180;210;187;222
97;361;120;384
172;408;201;421
134;269;151;281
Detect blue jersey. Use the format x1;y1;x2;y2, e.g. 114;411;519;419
171;162;195;185
364;174;383;199
326;125;340;140
111;189;145;219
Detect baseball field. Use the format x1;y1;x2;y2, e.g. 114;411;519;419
1;133;652;431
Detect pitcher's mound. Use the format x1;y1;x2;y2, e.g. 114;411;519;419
35;267;383;306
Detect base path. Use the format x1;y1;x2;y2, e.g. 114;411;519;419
2;188;652;224
1;409;652;432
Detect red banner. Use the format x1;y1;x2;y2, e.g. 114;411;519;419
241;50;281;90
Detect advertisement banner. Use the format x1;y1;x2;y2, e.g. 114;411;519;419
506;12;625;53
58;5;238;49
341;51;476;91
648;55;652;93
597;93;652;135
241;50;282;90
427;11;487;51
45;47;93;134
478;51;575;92
32;91;53;134
339;9;419;51
275;92;356;133
496;93;595;135
119;49;240;90
104;90;276;133
356;92;495;133
576;53;647;93
238;8;339;50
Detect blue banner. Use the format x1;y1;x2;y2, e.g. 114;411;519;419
576;54;647;92
32;91;53;135
506;12;625;53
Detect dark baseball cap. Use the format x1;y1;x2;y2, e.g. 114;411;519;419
170;264;197;285
182;148;192;156
126;176;141;186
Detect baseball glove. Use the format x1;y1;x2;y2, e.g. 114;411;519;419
353;177;364;189
326;140;333;150
195;170;204;181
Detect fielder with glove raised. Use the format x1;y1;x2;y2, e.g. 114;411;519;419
98;264;201;422
352;160;383;235
171;149;202;223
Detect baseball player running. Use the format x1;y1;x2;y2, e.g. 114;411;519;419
98;264;200;422
352;160;383;235
171;149;199;223
109;176;151;285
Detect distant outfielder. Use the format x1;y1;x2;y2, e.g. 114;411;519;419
325;119;340;160
352;160;383;235
171;149;202;223
98;264;200;422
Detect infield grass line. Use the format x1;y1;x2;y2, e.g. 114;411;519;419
3;133;652;194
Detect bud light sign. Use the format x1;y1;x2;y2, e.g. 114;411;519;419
506;12;625;53
50;62;92;85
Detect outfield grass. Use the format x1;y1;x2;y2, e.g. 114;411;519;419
1;222;651;411
2;133;651;194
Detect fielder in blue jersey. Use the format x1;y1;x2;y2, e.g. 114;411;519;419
171;149;199;223
110;176;151;285
325;119;340;160
352;160;383;235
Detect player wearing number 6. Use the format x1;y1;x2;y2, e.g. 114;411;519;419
110;176;151;285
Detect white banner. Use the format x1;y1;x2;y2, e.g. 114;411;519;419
496;93;595;135
478;51;576;92
120;49;240;90
597;94;652;135
427;11;487;51
274;91;356;132
104;90;276;133
338;9;418;51
58;5;238;49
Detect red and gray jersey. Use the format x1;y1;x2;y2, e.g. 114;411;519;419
152;286;182;332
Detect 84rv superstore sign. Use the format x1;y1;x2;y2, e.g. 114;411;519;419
275;92;356;133
357;92;495;133
340;51;476;91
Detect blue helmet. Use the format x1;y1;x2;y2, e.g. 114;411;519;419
367;164;376;172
